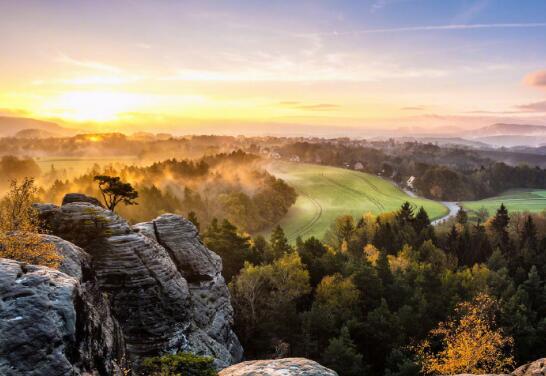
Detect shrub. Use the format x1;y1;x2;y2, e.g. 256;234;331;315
142;352;217;376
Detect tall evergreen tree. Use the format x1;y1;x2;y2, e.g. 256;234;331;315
413;206;431;233
491;204;510;251
455;207;468;225
397;202;415;225
268;225;292;262
520;215;538;251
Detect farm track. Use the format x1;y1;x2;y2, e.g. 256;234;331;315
322;175;385;211
286;191;323;241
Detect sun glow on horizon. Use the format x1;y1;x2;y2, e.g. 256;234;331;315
37;91;149;122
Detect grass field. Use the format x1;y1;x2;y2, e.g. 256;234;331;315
264;161;448;241
462;189;546;218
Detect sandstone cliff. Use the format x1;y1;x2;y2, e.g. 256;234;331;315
218;358;339;376
0;194;242;375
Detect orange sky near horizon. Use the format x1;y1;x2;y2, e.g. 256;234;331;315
1;1;546;134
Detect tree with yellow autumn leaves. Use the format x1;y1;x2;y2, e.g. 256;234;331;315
417;293;514;375
0;178;61;268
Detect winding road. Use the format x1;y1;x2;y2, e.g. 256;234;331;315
404;189;459;225
431;201;460;225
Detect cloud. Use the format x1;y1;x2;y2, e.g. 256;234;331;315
401;106;424;111
452;0;490;24
57;54;122;73
279;101;340;111
0;108;30;117
524;70;546;88
370;0;408;13
300;22;546;37
517;100;546;112
135;43;152;49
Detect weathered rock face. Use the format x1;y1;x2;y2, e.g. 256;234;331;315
33;195;242;371
135;214;243;365
218;358;339;376
0;237;125;376
451;358;546;376
62;193;104;208
512;358;546;376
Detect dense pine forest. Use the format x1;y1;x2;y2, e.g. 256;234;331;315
201;203;546;375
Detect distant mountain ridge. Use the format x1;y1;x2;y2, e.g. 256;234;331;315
0;116;74;137
478;123;546;136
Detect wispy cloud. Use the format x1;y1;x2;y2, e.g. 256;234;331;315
370;0;408;13
452;0;490;24
0;108;30;117
279;101;340;111
57;54;122;73
524;70;546;88
300;22;546;37
517;100;546;112
401;106;424;111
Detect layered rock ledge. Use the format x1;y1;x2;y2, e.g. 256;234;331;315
0;194;242;375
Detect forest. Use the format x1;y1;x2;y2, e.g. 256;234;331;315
35;150;296;232
199;202;546;375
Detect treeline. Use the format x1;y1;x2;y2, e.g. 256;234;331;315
39;151;296;232
201;203;546;375
277;141;546;201
0;133;254;160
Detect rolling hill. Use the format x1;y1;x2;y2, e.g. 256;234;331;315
0;116;74;137
264;161;448;241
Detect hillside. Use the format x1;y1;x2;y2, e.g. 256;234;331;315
477;123;546;136
0;116;73;137
462;189;546;217
264;161;448;241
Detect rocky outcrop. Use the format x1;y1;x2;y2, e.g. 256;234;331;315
0;237;125;375
62;193;104;208
218;358;339;376
452;358;546;376
32;194;242;372
513;358;546;376
134;214;242;364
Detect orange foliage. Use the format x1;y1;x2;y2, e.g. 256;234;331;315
0;178;61;268
417;293;514;375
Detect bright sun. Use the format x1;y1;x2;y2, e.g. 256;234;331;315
39;91;146;122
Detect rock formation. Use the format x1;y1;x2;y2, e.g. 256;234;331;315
0;237;125;376
62;193;104;207
451;358;546;376
218;358;339;376
0;193;242;375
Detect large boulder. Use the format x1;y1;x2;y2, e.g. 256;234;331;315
62;193;104;208
35;197;243;370
451;358;546;376
219;358;338;376
513;358;546;376
0;237;125;376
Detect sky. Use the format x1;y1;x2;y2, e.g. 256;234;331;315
1;0;546;135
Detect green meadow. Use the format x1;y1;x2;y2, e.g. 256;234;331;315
462;189;546;218
265;161;448;241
